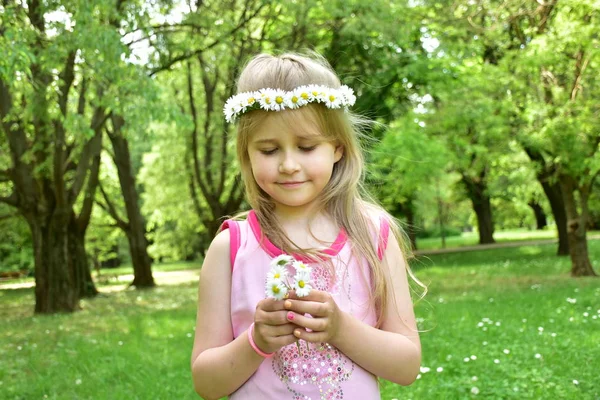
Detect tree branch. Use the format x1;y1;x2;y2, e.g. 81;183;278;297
97;183;129;231
149;2;266;76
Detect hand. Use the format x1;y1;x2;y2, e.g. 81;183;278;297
284;290;345;345
252;298;299;354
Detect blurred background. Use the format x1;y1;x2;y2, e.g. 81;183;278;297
0;0;598;399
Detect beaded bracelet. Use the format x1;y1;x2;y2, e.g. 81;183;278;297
247;322;274;358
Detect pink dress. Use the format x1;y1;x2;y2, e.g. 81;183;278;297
221;210;389;400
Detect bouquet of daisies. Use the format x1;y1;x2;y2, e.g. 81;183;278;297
265;255;313;300
265;254;313;354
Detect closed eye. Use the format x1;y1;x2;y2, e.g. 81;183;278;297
259;148;277;155
299;145;317;152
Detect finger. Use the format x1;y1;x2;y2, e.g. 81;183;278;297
284;299;330;317
286;311;326;331
268;323;299;336
257;310;290;326
293;328;328;344
257;298;286;312
274;334;300;348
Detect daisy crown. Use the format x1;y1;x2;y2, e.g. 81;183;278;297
223;84;357;123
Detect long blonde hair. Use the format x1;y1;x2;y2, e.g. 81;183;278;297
231;52;426;327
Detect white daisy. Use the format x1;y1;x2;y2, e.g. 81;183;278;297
258;89;277;111
267;264;288;281
338;85;356;106
305;84;323;102
292;260;312;273
265;278;288;300
293;270;312;297
271;254;294;268
323;91;342;109
272;89;287;111
285;89;306;109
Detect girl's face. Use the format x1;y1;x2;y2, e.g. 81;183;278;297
247;111;343;215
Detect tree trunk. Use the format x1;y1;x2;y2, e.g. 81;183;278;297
538;179;569;255
29;210;79;313
69;217;98;298
461;174;495;244
523;137;569;255
108;116;154;288
560;175;597;277
528;200;548;230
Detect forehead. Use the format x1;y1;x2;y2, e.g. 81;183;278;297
250;108;325;143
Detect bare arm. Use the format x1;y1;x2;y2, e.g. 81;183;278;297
285;234;421;385
190;231;264;400
190;230;300;399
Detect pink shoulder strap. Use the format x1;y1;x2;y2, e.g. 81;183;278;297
377;217;390;261
220;220;240;271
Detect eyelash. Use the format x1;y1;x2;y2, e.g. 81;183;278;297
260;146;316;155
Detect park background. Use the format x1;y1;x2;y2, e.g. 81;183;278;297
0;0;599;398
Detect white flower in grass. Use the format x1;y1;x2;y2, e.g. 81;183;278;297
265;278;288;300
471;387;480;395
436;367;443;372
293;270;312;297
573;380;579;385
267;264;288;281
420;366;430;373
535;353;542;359
271;254;294;268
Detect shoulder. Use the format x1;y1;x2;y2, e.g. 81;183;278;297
200;230;232;276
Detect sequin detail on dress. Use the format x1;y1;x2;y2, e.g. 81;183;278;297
273;342;355;400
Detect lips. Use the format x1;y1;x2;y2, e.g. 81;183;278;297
278;181;305;188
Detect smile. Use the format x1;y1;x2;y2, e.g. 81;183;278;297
278;181;305;188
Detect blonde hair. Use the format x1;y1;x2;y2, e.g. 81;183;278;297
231;52;426;327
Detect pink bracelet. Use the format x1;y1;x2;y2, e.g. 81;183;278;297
247;322;274;358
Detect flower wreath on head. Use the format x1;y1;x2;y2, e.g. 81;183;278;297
223;84;357;123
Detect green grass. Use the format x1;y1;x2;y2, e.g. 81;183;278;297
1;242;599;399
415;228;600;251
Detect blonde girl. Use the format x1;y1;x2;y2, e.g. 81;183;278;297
191;52;423;400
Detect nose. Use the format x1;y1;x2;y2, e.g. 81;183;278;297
278;151;300;174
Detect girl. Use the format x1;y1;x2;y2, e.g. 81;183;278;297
191;52;423;400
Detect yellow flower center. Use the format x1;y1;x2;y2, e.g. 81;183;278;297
329;95;336;102
265;97;271;104
298;281;305;288
312;91;318;96
301;92;309;100
291;96;298;103
248;97;255;104
276;96;284;104
272;285;280;294
274;273;280;279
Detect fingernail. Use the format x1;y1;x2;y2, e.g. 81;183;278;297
287;312;295;321
294;329;301;337
284;300;292;309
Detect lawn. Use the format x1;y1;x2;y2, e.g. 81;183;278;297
0;242;598;399
416;228;600;251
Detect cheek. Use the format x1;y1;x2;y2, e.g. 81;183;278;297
250;155;275;182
